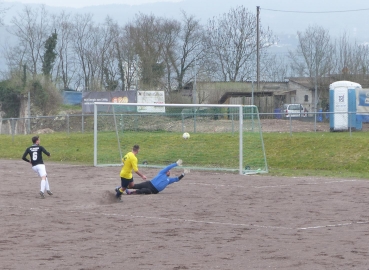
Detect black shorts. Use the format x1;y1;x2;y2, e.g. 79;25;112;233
132;181;159;194
120;177;133;188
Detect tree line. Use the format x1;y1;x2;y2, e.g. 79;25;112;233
1;5;277;91
1;4;369;118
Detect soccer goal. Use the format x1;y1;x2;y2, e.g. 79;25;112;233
93;102;268;175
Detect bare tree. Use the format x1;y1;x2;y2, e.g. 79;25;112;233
167;11;204;91
330;33;369;87
289;25;335;106
335;32;354;75
101;22;120;91
96;17;119;91
71;13;95;91
115;23;141;90
51;11;75;90
9;5;50;77
355;44;369;76
130;13;166;89
289;25;334;79
0;0;9;26
2;5;52;133
161;17;181;91
261;53;290;81
2;42;27;75
333;33;369;78
204;6;275;82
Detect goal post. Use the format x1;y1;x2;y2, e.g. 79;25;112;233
93;102;268;175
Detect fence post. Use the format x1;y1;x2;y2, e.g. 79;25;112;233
11;118;15;142
289;115;292;136
193;108;197;133
134;115;138;131
82;114;84;133
231;112;234;134
67;114;70;136
181;112;184;133
349;111;352;137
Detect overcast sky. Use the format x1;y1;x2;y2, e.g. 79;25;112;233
2;0;369;43
2;0;181;8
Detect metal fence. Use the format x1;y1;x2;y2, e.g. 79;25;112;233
0;114;95;136
1;111;368;137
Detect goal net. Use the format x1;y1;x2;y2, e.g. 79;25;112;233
93;103;268;175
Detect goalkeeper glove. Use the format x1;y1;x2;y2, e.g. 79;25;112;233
178;173;185;180
176;159;183;166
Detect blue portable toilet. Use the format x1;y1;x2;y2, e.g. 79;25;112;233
329;81;362;131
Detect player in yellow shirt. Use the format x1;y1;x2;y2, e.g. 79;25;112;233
115;145;146;201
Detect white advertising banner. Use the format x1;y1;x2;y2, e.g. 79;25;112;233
137;91;165;113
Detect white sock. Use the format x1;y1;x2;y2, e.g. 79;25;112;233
45;178;50;191
40;179;46;192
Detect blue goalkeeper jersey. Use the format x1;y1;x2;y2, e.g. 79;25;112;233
150;163;180;192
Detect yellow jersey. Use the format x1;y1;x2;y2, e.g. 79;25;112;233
120;152;138;179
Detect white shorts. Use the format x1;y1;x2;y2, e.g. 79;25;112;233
32;164;47;177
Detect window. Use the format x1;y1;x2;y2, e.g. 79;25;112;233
304;95;308;102
289;105;301;110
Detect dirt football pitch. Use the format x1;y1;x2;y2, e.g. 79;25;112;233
1;159;369;270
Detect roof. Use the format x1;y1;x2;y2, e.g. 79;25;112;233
219;91;274;104
329;80;362;89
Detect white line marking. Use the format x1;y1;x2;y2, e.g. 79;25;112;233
1;204;368;231
69;210;295;230
297;221;369;230
253;184;295;189
188;179;364;189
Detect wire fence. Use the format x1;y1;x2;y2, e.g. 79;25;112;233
1;111;368;138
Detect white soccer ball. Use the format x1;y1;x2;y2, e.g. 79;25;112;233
182;132;190;139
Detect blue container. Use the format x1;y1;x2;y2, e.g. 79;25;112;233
274;108;282;119
63;91;82;105
318;109;323;122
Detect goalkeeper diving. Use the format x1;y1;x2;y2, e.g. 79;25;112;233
121;159;186;195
